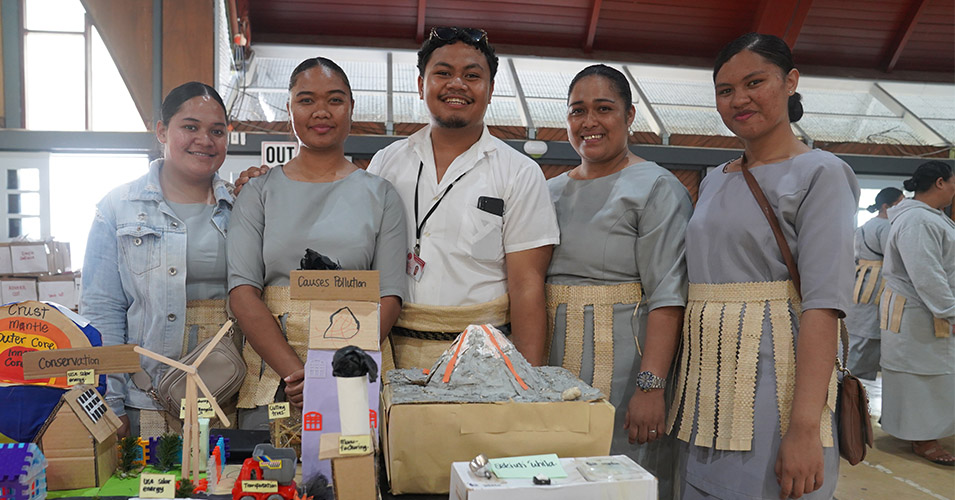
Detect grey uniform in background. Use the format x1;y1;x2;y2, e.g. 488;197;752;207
546;162;692;500
680;150;858;500
227;167;407;299
844;216;890;379
879;198;955;441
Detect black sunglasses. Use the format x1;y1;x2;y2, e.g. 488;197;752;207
429;27;488;44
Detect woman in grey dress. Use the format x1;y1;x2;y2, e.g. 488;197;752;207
880;161;955;466
845;187;903;380
546;64;693;499
228;58;407;420
671;34;858;499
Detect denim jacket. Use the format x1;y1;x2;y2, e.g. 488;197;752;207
79;159;234;416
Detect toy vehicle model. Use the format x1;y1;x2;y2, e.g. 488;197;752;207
231;444;297;500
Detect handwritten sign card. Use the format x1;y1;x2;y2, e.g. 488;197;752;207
66;368;94;385
268;402;291;420
488;453;568;479
139;473;175;498
339;434;372;455
241;480;278;492
179;398;215;419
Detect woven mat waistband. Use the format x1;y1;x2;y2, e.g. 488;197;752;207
545;282;643;305
688;280;799;303
857;259;882;267
396;294;509;333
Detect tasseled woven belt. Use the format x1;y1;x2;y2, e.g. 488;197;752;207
668;280;837;451
853;259;885;305
545;282;643;400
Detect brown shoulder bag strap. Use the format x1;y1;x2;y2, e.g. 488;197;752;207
738;162;801;296
739;161;851;369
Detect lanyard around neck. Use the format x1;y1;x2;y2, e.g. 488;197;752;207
413;161;469;255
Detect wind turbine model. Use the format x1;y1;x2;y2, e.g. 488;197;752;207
133;320;234;481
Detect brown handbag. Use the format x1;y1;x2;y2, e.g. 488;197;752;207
739;159;873;465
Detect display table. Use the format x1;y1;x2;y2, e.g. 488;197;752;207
449;455;657;500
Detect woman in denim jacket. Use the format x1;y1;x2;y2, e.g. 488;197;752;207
79;82;233;438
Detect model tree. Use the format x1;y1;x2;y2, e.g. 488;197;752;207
155;434;181;473
116;435;141;478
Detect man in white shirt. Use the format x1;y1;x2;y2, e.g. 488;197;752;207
369;27;559;368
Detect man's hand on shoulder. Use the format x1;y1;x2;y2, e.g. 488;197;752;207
233;164;271;195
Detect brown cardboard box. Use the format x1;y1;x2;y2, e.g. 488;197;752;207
318;432;377;500
381;385;615;494
34;385;122;490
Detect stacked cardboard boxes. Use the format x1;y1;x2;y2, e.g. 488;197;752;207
0;241;78;309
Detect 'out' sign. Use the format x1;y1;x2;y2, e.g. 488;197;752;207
261;141;299;167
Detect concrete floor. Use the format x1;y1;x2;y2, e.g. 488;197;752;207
835;376;955;500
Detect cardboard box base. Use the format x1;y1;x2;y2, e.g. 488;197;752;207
449;456;657;500
382;387;615;495
318;432;378;500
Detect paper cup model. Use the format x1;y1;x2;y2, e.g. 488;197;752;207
381;324;615;494
332;346;378;437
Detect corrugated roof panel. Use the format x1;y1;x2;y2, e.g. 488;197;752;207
800;90;895;117
799;114;928;144
655;106;732;136
635;79;715;107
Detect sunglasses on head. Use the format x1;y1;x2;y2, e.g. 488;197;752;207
429;26;488;44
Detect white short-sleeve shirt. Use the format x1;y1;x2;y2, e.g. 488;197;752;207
368;125;560;306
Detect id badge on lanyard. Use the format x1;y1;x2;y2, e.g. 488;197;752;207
407;161;469;281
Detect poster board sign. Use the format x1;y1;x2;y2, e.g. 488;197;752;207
0;301;94;387
22;344;140;379
290;270;379;301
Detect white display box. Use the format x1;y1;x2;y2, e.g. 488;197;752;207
449;455;657;500
1;278;38;303
0;244;13;274
38;274;77;309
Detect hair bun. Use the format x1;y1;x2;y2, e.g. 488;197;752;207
866;203;878;213
903;178;918;192
788;92;803;123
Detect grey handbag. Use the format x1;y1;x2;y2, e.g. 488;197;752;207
132;327;246;417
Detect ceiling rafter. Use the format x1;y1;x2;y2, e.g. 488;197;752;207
883;0;930;72
416;0;427;43
752;0;814;47
583;0;603;52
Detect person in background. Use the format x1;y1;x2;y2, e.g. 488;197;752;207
80;82;234;438
671;33;858;499
879;160;955;466
367;27;559;371
227;57;406;427
545;64;691;499
844;187;903;380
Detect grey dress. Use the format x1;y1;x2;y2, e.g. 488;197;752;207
547;162;692;499
680;150;859;499
879;198;955;440
844;217;890;379
227;167;407;299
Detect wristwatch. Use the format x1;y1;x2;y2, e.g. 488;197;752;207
636;371;666;392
